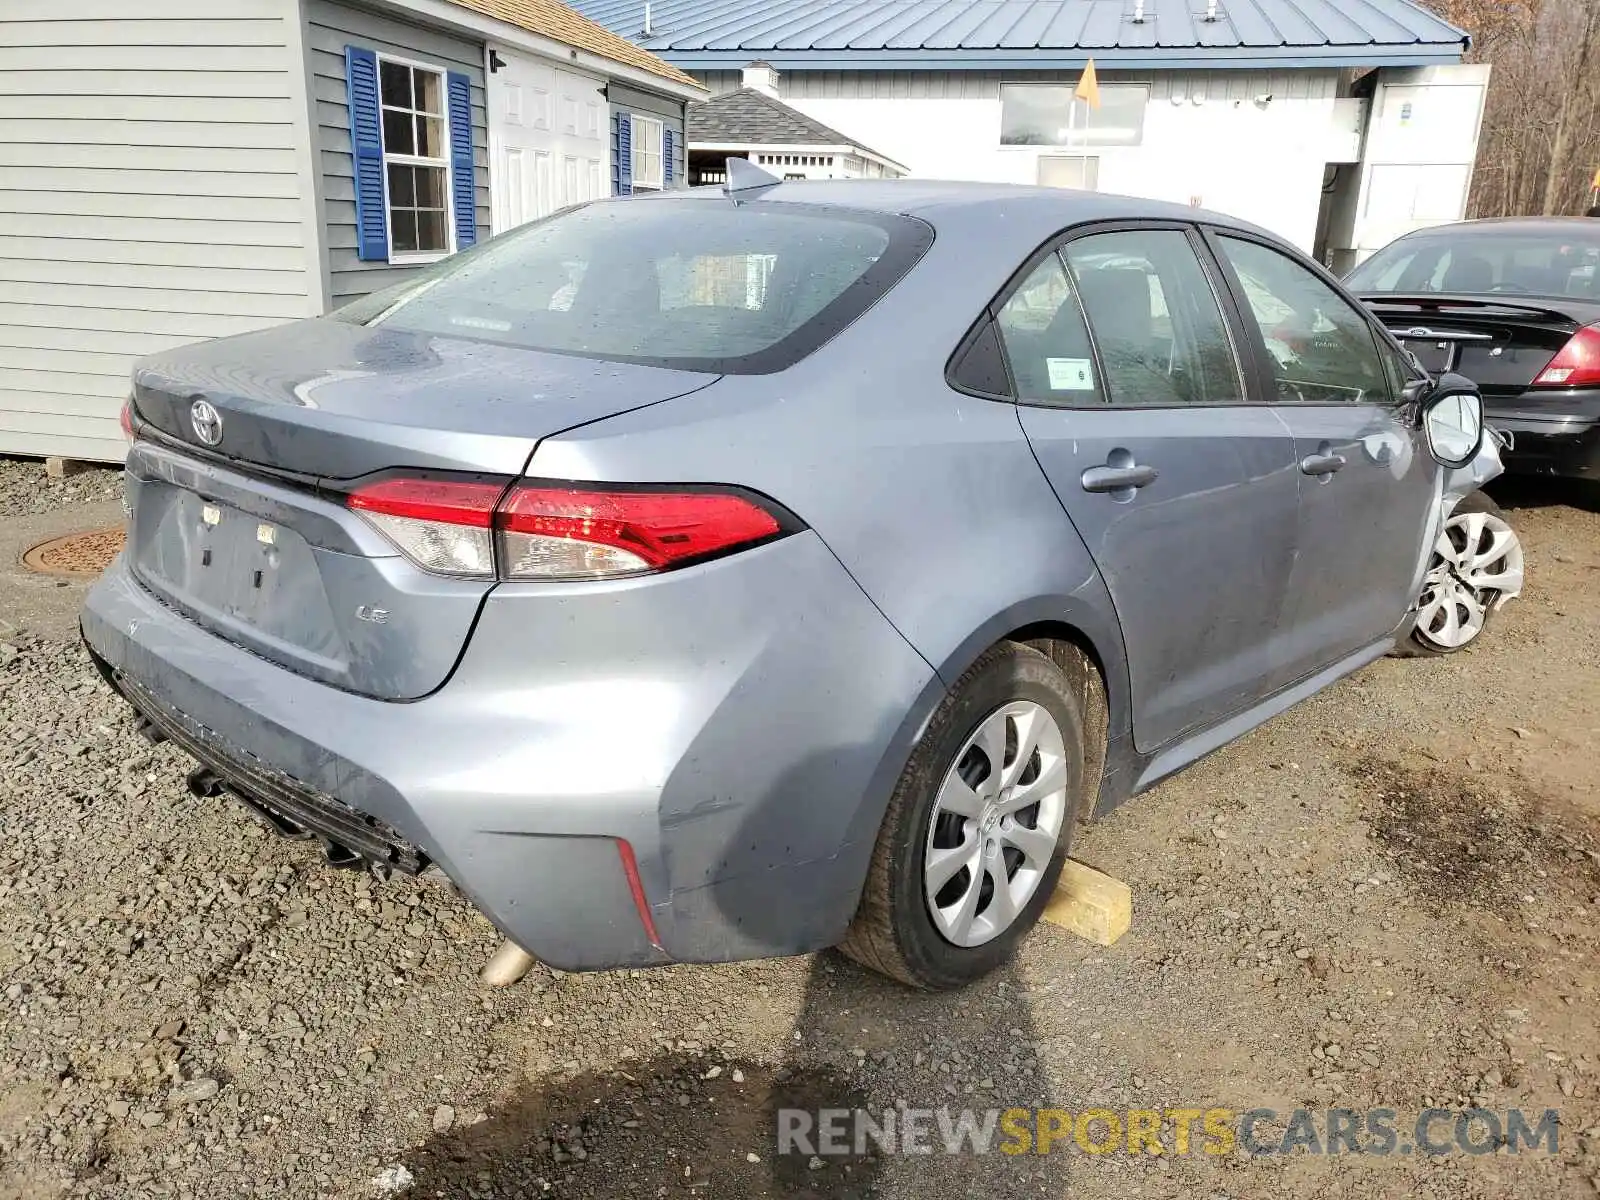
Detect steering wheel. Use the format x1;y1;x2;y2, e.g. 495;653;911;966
1276;377;1312;405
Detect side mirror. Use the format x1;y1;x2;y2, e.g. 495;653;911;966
1421;373;1484;468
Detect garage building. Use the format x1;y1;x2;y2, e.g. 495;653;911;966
574;0;1490;271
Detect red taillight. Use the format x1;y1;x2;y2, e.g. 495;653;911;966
345;476;789;581
119;399;135;442
497;484;782;579
1533;323;1600;387
347;477;503;527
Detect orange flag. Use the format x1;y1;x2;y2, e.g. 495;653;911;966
1075;58;1101;109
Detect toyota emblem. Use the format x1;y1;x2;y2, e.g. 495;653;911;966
190;399;223;446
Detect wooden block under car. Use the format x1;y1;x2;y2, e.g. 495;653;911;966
1041;860;1132;945
45;456;91;479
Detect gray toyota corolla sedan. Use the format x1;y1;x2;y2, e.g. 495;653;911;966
83;176;1520;989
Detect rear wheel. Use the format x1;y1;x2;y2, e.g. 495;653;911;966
839;642;1088;989
1400;490;1523;657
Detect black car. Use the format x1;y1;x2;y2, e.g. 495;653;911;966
1347;217;1600;481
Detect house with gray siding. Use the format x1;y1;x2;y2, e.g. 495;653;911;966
0;0;701;461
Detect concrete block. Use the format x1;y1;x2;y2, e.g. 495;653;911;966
1041;859;1131;946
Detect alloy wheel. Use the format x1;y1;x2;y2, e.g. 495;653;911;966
1414;508;1524;651
923;701;1068;947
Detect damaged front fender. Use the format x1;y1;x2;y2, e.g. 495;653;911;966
1451;426;1524;611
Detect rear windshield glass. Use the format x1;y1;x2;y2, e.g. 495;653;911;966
334;199;932;373
1346;229;1600;300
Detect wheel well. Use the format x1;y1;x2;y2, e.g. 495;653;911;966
1006;622;1110;826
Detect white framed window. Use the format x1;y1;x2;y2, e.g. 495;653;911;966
631;114;664;191
379;54;454;262
1000;83;1149;147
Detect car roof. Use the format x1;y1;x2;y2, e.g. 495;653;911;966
663;178;1270;236
1393;216;1600;239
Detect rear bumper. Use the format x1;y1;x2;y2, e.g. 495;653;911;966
91;656;431;874
1497;425;1600;479
82;533;938;971
1488;389;1600;479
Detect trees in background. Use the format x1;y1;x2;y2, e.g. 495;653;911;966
1425;0;1600;216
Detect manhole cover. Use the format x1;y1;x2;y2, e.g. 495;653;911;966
21;526;126;579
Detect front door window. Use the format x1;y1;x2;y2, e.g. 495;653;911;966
1216;236;1392;405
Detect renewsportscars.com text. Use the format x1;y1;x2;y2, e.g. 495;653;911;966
777;1106;1561;1158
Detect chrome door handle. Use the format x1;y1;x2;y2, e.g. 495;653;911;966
1081;463;1158;493
1299;452;1347;477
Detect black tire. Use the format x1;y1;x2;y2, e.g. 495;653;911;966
838;641;1090;989
1394;489;1514;659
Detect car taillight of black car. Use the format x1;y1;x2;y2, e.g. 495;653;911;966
1532;323;1600;387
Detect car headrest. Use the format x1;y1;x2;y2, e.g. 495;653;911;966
1077;267;1153;348
1441;254;1495;293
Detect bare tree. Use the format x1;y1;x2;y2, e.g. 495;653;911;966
1422;0;1600;216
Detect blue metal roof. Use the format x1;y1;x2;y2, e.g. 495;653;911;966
566;0;1470;71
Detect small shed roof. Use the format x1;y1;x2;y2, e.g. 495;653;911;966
567;0;1470;71
687;88;906;169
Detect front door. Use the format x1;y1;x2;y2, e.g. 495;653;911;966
1005;224;1301;752
1208;231;1440;688
485;47;607;234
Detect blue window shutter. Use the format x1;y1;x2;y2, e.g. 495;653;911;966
446;71;476;249
663;127;674;185
345;46;387;261
610;111;620;195
616;112;632;195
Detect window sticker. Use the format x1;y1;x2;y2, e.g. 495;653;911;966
1047;357;1096;391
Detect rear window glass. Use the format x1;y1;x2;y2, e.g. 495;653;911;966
1347;229;1600;300
334;199;932;373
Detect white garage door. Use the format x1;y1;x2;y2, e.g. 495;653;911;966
485;47;608;234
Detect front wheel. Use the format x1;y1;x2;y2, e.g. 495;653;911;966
838;642;1089;989
1400;490;1524;657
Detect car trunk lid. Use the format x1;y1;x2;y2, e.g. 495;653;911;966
131;317;718;479
125;318;718;700
1362;294;1600;399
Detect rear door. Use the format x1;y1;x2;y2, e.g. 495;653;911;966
1209;231;1440;687
1005;223;1299;752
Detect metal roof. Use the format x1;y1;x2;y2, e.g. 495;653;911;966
567;0;1470;71
688;88;907;168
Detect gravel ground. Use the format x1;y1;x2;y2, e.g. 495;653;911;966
0;477;1596;1200
0;458;122;519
